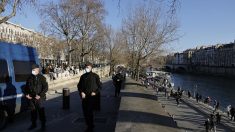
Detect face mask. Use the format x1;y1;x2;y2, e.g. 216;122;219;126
85;68;91;73
32;70;37;75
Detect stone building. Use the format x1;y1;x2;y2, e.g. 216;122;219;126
0;21;66;66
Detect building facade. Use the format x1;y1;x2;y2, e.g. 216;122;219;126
169;42;235;68
0;21;66;66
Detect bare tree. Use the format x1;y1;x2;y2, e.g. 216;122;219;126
101;25;129;75
74;0;105;63
122;5;178;80
117;0;180;15
40;0;105;65
40;0;80;65
0;0;36;24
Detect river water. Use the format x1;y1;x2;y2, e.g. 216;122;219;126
170;73;235;109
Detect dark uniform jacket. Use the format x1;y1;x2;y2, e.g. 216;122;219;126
77;72;102;96
77;72;102;111
25;74;48;100
113;73;123;86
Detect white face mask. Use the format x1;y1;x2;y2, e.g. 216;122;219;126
85;68;91;73
32;70;37;75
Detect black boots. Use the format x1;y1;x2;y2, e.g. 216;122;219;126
29;108;46;131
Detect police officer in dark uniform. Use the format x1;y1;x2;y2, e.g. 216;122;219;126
113;71;123;97
25;64;48;131
77;62;102;132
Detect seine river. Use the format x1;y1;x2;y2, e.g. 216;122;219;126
170;73;235;109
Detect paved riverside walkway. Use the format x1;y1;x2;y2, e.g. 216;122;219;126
156;91;235;132
115;78;180;132
3;78;120;132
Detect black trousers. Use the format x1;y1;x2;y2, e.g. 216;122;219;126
82;97;95;129
115;82;122;96
28;99;46;125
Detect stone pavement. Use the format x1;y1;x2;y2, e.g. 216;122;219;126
156;91;235;132
115;78;180;132
2;78;120;132
181;95;235;131
3;77;234;132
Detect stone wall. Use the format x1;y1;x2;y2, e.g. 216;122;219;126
47;66;110;89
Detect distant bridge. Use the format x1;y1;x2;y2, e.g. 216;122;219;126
164;64;189;71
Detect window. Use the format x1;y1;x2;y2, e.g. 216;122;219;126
0;59;9;83
13;60;35;82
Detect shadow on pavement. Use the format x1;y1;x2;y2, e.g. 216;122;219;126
3;80;121;132
118;110;177;128
121;92;158;101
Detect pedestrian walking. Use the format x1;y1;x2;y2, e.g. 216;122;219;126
214;101;220;112
213;100;217;109
204;118;211;132
196;93;199;103
176;92;180;106
25;64;48;131
204;96;211;105
112;71;123;97
167;91;170;99
170;89;173;97
156;87;159;95
227;105;231;118
210;114;216;132
188;90;191;98
215;112;221;124
230;106;235;121
77;62;102;132
164;88;167;97
177;86;181;93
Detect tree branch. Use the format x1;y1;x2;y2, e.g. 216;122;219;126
0;0;19;24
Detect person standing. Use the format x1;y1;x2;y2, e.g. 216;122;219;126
216;112;221;124
113;71;123;97
210;114;216;132
215;101;220;112
164;88;167;97
188;90;191;98
227;105;231;118
230;106;235;121
213;100;217;109
77;62;102;132
204;118;211;132
196;93;199;103
25;64;48;131
176;92;180;106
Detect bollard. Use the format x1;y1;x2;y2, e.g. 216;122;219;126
63;88;70;110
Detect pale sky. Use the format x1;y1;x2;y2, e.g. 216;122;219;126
4;0;235;53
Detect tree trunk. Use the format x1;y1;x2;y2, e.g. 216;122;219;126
135;58;140;81
109;51;113;76
81;42;85;63
69;44;72;66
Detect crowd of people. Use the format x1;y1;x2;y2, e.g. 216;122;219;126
179;88;235;131
41;64;80;80
141;74;234;132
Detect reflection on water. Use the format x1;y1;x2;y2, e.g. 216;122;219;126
171;73;235;108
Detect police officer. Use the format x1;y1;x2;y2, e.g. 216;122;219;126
113;71;123;97
77;62;102;132
25;64;48;131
